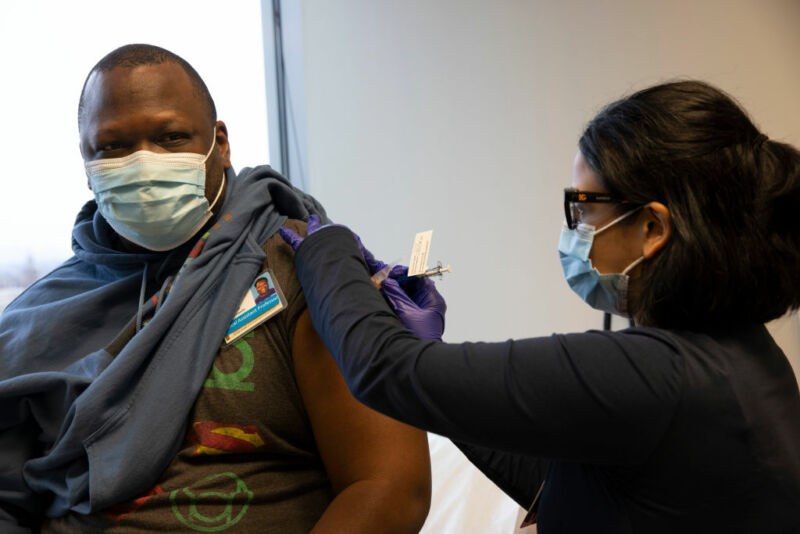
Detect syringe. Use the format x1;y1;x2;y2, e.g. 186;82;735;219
370;261;452;287
397;262;452;283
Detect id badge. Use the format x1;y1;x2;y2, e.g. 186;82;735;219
224;269;286;344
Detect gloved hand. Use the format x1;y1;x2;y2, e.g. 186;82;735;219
381;270;447;341
279;213;329;250
280;214;401;276
280;215;447;340
351;233;404;278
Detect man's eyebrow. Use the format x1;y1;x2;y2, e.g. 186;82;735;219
94;114;191;138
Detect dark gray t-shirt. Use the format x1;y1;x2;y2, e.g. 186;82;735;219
43;220;333;533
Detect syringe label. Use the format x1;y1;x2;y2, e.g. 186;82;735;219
408;230;433;276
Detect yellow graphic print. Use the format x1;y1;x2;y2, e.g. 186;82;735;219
189;421;266;455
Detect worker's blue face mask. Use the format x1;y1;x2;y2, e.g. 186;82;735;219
558;207;643;316
85;134;223;251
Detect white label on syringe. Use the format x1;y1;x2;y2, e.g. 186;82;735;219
408;230;433;276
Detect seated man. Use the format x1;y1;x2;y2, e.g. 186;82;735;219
0;44;430;533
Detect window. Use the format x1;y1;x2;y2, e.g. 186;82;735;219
0;0;269;310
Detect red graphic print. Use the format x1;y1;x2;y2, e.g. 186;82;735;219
105;484;164;523
188;238;206;259
188;421;266;455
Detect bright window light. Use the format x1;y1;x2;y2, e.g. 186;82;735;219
0;0;269;307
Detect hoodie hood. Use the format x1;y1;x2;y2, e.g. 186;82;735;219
0;164;328;517
72;200;167;268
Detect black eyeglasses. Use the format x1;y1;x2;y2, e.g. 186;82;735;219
563;188;638;229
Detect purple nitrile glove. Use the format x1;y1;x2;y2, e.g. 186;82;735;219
351;232;389;275
280;216;446;339
280;215;401;277
381;274;447;341
279;214;331;251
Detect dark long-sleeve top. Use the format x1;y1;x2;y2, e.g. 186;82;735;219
294;226;800;534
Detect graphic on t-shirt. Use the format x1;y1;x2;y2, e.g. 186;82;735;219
105;484;164;523
170;472;253;532
188;421;266;455
205;332;255;391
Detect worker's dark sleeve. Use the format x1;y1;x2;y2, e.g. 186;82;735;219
452;441;550;508
294;226;683;464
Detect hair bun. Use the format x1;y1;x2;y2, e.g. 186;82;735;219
762;140;800;233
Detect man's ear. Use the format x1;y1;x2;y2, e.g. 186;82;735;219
79;141;92;190
215;120;232;170
641;202;671;259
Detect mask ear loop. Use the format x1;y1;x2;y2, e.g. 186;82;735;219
594;206;646;322
617;237;647;324
622;255;645;275
593;205;644;236
203;126;218;161
207;172;226;212
203;126;226;212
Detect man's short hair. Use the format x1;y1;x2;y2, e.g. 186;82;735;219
77;43;217;128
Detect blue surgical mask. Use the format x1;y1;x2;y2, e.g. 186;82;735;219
558;208;644;316
85;134;224;251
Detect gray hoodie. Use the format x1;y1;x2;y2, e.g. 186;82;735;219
0;165;327;529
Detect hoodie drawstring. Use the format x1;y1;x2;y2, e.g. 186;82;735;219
136;264;177;333
136;263;149;333
154;275;176;316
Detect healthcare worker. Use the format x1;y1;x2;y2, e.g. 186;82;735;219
280;80;800;533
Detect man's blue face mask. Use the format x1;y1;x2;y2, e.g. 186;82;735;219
85;132;223;251
558;207;644;317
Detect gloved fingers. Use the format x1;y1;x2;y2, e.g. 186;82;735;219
382;278;446;341
352;233;387;274
387;265;409;279
279;226;304;251
297;215;391;277
412;277;447;314
397;275;430;303
306;214;323;234
381;278;418;311
397;275;447;314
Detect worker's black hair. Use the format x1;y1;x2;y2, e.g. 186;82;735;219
579;80;800;329
77;43;217;128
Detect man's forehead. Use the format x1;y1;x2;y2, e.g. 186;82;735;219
82;62;204;123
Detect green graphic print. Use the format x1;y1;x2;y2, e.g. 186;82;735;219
170;472;253;532
204;332;255;391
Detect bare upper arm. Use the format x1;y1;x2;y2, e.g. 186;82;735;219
292;309;431;498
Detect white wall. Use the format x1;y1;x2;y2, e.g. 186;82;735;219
298;0;800;369
292;0;800;531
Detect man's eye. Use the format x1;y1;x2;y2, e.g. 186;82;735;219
160;132;189;144
100;142;124;152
